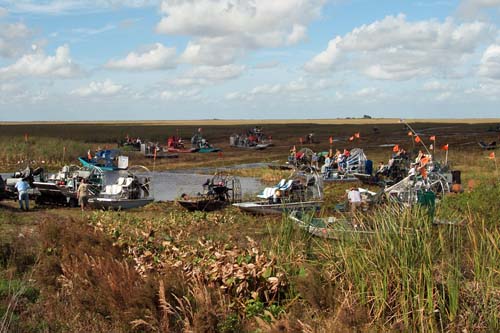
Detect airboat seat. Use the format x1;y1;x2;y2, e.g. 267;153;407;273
281;179;294;191
116;177;126;185
257;179;288;199
257;187;278;199
103;184;124;195
123;177;134;187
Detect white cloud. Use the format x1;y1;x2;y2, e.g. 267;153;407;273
422;80;451;91
253;61;280;69
159;88;201;101
72;23;115;36
457;0;500;19
305;14;495;81
2;0;161;15
0;22;32;58
287;24;307;45
0;6;7;16
0;44;82;79
225;77;330;101
479;44;500;79
466;82;500;99
105;43;177;70
435;91;452;101
157;0;325;65
353;87;381;98
171;64;245;86
71;79;123;97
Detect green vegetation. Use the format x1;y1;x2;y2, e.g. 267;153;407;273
0;122;499;332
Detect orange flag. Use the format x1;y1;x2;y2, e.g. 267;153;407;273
441;144;449;151
87;149;92;160
414;136;421;143
430;135;436;141
349;136;354;142
153;147;157;160
24;133;29;142
299;137;303;144
489;152;496;160
354;132;360;139
407;131;413;136
393;144;399;152
420;167;428;179
329;136;333;144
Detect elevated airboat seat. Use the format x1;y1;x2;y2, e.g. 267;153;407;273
257;179;289;199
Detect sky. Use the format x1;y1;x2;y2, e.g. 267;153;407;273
0;0;499;121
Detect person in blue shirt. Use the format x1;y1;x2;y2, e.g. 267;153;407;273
14;178;30;211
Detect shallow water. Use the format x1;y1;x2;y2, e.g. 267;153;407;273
149;171;262;201
2;170;263;202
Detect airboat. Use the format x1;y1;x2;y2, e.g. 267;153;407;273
3;165;104;207
177;173;241;212
78;149;129;171
229;127;273;150
322;148;370;183
87;166;153;210
191;132;222;153
233;169;323;215
288;210;375;239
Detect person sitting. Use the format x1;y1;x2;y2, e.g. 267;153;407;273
321;154;333;174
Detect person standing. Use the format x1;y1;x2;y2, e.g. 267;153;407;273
347;187;362;213
15;178;30;211
77;179;89;211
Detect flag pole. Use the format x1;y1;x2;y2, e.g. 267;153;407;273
432;138;435;161
445;149;448;166
402;120;431;155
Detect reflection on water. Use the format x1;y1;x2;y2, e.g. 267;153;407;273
2;168;264;202
151;172;262;201
99;170;263;202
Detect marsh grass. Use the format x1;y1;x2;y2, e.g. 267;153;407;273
0;136;93;172
0;121;499;331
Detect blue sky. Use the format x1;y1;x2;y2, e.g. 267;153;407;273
0;0;499;121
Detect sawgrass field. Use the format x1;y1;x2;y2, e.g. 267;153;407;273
0;119;499;332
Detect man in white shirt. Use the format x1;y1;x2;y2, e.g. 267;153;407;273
347;187;362;213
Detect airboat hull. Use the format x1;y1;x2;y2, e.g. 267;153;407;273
233;200;322;215
197;147;222;153
323;174;359;183
144;153;179;159
167;148;199;153
177;198;229;212
231;143;273;150
478;142;497;150
32;181;77;206
88;197;154;210
289;211;374;239
78;157;119;171
267;164;294;171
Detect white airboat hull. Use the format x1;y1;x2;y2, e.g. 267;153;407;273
232;200;323;215
88;197;154;210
